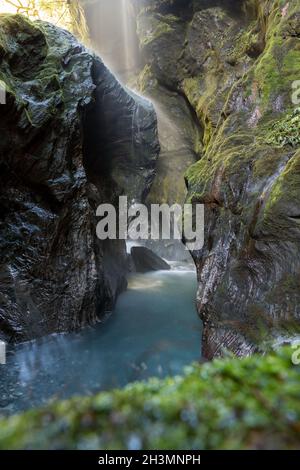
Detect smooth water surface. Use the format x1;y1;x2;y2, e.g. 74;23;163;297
0;263;201;415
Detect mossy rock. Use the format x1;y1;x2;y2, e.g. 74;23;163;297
135;0;300;357
266;108;300;148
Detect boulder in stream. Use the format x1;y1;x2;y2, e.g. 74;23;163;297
131;246;171;273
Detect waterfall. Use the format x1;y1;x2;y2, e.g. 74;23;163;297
121;0;133;78
81;0;139;80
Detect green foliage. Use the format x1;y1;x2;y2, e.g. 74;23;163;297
266;108;300;148
0;348;299;450
0;0;89;42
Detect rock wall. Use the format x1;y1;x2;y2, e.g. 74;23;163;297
133;0;300;357
0;14;159;342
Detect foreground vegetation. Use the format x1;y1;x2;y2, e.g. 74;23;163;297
0;347;299;449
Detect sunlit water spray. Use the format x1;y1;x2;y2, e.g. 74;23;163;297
82;0;139;80
152;99;191;153
122;0;132;77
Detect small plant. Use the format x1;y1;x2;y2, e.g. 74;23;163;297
266;107;300;148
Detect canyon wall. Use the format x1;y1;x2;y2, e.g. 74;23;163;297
0;14;159;342
133;0;300;357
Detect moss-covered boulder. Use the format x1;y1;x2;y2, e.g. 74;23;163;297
0;14;159;342
0;347;299;449
134;0;300;357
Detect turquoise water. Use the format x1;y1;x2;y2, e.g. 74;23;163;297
0;263;201;415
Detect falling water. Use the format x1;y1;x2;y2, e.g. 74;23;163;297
121;0;132;77
80;0;198;260
81;0;140;80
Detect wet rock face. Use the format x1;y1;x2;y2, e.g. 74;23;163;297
82;60;159;205
135;0;300;357
0;15;159;342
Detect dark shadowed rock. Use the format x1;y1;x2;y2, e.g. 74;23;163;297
0;14;159;342
131;246;171;273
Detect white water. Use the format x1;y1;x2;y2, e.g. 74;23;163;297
82;0;139;80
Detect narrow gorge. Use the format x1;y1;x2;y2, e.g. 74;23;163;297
130;0;300;357
0;0;300;451
0;11;159;343
82;0;300;358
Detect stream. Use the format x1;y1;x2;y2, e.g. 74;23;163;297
0;262;201;415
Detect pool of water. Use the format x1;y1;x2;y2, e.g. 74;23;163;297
0;263;201;415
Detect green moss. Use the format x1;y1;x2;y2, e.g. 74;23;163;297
135;64;157;94
143;22;173;46
0;348;299;450
252;4;300;108
254;43;282;107
134;0;300;355
194;130;203;156
182;0;300;212
138;13;177;47
252;148;283;180
182;73;219;151
266;108;300;148
0;13;93;128
227;20;261;64
282;46;300;83
182;77;201;110
264;149;300;211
